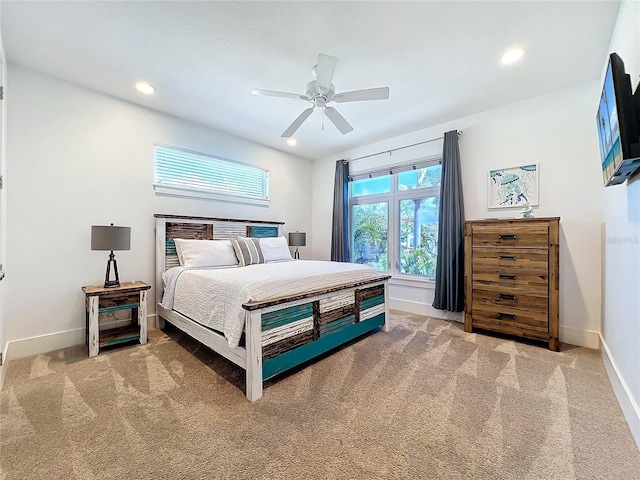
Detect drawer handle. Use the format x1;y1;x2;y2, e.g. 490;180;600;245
498;313;516;320
498;234;517;240
498;294;517;300
499;274;517;280
498;255;517;261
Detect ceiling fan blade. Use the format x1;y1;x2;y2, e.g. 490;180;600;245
252;89;307;101
281;107;315;138
315;54;337;93
333;87;390;103
324;107;353;135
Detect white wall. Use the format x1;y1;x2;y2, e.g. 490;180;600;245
0;5;7;388
313;80;604;347
5;65;312;358
600;0;640;449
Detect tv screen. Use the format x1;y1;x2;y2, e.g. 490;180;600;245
596;53;640;186
597;60;620;183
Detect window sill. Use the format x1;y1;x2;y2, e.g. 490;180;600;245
154;184;269;206
388;276;435;289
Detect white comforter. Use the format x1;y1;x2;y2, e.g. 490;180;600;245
161;260;385;348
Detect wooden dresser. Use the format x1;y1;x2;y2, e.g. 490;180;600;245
464;217;560;350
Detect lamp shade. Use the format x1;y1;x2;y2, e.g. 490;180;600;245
91;225;131;251
288;232;306;247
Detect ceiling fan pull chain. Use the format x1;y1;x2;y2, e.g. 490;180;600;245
322;107;325;131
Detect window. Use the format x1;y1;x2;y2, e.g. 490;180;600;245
349;160;441;279
352;202;389;272
154;145;270;205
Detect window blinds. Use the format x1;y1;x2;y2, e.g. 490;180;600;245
349;159;440;182
154;146;269;202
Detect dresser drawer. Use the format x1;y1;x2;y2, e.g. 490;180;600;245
471;304;549;334
472;287;548;311
472;225;549;247
471;319;550;342
471;268;548;291
472;248;548;270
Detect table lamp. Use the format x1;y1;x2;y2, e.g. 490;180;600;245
288;232;306;259
91;224;131;288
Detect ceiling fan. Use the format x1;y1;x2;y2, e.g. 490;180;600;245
252;53;390;138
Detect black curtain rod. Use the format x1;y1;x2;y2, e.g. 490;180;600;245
344;131;462;163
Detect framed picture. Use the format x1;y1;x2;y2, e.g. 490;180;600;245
488;164;539;209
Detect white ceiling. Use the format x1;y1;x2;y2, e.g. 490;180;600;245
1;1;621;161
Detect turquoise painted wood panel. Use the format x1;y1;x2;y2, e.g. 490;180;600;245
360;295;385;310
262;303;313;331
249;226;278;238
166;239;177;257
262;313;385;380
101;334;140;346
99;304;138;314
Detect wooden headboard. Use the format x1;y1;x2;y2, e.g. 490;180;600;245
154;214;284;300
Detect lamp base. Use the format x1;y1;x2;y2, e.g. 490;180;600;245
294;248;300;259
104;251;121;288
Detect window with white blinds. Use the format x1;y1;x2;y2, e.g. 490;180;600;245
154;146;270;205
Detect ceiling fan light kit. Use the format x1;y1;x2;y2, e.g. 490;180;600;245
252;53;390;138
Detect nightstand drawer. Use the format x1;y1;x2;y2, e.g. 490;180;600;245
472;225;549;247
85;293;140;312
97;292;140;310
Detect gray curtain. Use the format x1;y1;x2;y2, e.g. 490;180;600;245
330;160;351;262
433;130;465;312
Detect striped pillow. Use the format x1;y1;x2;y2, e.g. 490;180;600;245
231;236;265;267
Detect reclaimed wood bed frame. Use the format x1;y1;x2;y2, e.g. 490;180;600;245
154;214;390;401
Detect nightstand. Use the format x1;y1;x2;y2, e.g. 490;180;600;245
81;281;151;357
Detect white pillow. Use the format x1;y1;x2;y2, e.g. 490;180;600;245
173;239;239;268
259;236;293;262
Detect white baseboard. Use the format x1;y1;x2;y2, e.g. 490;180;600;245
0;341;9;390
5;328;86;361
391;298;599;349
390;298;463;322
559;325;600;349
1;314;160;368
601;336;640;450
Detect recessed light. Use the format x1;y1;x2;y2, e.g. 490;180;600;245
135;81;155;95
286;138;297;146
501;47;526;65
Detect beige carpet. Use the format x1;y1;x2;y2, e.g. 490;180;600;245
1;311;639;480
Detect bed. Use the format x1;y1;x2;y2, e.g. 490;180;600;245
154;214;390;401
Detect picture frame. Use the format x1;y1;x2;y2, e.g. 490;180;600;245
487;164;539;209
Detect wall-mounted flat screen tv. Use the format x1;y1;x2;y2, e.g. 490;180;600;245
596;53;640;186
